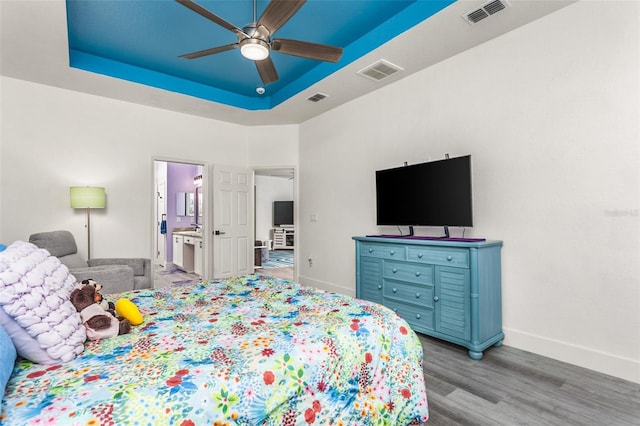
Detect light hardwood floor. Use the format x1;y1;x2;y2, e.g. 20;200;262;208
153;266;201;289
154;266;294;288
255;266;294;281
419;334;640;425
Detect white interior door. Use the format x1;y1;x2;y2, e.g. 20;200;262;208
211;164;254;278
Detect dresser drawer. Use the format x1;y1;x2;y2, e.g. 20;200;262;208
360;243;406;261
383;261;433;285
385;300;434;333
407;246;469;268
383;280;434;307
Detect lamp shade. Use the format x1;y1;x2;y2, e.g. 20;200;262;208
70;187;106;209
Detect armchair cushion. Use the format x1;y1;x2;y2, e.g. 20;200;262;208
69;265;135;295
88;258;145;276
28;230;78;258
59;253;88;270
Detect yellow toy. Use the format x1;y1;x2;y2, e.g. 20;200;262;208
115;299;143;326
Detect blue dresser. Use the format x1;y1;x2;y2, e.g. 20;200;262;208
353;236;504;359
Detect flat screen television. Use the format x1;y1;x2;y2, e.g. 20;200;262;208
273;201;294;226
376;155;472;237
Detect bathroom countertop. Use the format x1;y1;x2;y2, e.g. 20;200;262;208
173;229;203;238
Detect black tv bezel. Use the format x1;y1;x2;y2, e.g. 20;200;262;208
375;155;473;230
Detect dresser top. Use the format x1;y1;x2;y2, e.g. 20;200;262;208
353;235;503;248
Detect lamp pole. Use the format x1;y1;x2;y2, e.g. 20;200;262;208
70;186;105;260
86;207;92;259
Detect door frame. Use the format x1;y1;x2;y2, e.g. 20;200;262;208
252;166;297;280
151;157;208;285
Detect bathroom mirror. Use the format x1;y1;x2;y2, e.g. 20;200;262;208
176;192;195;217
186;192;195;217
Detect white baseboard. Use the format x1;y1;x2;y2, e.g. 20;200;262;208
296;274;355;298
504;327;639;384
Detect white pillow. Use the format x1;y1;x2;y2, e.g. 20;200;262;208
0;241;86;364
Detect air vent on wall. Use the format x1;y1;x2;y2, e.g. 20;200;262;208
307;93;328;103
463;0;509;24
357;59;404;82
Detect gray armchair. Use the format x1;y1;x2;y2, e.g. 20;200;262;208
29;230;152;294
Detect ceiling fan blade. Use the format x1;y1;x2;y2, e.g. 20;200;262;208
257;0;306;35
272;39;343;63
175;0;246;36
179;43;238;59
255;57;279;85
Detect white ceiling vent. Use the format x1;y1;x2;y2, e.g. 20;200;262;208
463;0;509;24
357;59;404;82
307;92;328;103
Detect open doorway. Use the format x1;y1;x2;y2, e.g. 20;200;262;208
153;159;204;288
253;168;295;281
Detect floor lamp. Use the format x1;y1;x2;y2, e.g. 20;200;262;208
70;186;105;259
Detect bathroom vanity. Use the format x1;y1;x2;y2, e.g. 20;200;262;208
172;230;203;276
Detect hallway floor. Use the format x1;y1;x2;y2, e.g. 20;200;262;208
154;265;201;289
154;264;294;288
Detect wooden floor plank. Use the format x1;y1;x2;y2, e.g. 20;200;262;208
418;334;640;425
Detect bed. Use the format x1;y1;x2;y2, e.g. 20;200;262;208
1;274;429;425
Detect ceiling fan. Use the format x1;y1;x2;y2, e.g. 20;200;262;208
176;0;344;86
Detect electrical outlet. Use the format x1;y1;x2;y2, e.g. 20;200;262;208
308;256;313;267
310;213;318;222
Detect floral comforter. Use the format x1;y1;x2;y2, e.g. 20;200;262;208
1;275;429;425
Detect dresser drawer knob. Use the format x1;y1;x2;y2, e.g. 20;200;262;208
392;288;398;293
433;296;439;302
447;255;453;261
392;268;397;273
418;253;423;258
415;293;420;298
415;271;421;277
377;285;382;290
415;314;421;319
389;250;395;255
368;248;373;253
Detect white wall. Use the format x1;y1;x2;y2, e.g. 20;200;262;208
0;77;252;259
297;1;639;383
0;77;299;263
255;175;294;244
248;124;299;268
247;125;299;168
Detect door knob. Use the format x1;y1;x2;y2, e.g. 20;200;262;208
215;230;226;235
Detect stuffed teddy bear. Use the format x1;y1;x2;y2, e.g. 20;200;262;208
80;279;116;316
70;285;131;340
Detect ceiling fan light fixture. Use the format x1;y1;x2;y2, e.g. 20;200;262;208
240;38;270;61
